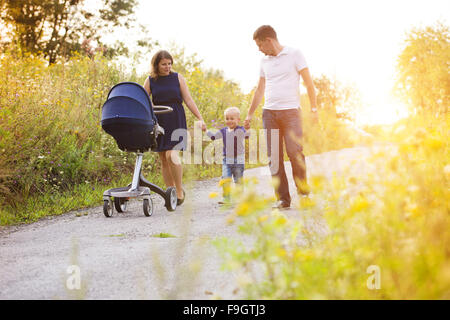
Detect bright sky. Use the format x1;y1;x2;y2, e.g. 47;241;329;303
121;0;449;125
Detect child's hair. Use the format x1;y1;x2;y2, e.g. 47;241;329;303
224;106;241;117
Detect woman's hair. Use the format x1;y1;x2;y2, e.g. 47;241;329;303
150;50;174;79
253;25;277;41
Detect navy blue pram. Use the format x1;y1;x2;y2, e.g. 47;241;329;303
101;82;178;217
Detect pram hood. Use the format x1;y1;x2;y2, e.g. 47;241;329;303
101;82;158;152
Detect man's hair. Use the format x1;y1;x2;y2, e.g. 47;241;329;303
224;106;241;117
253;25;277;41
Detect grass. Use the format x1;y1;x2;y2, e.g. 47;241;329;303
151;232;177;238
107;233;125;237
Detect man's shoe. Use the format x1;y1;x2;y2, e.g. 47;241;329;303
272;201;290;210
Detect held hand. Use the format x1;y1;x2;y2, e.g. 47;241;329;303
197;120;207;132
244;116;252;130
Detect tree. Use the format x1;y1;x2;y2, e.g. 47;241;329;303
313;74;361;121
396;22;449;116
1;0;138;63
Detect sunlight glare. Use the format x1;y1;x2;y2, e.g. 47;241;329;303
355;99;409;126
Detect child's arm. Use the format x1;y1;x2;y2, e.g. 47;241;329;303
206;129;223;141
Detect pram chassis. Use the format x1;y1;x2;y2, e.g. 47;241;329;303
101;102;178;217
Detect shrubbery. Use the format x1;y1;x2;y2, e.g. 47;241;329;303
214;115;449;299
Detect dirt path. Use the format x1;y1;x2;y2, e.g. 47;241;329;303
0;145;391;299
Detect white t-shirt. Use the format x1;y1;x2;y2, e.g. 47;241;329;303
259;46;308;110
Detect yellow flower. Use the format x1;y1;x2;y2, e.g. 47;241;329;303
350;195;370;212
293;249;315;262
425;136;444;151
209;192;218;199
219;178;232;187
405;202;420;218
299;196;316;209
311;176;325;191
258;214;269;223
277;248;287;258
274;214;287;226
235;202;251;216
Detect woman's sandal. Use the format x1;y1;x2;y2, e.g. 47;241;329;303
177;189;186;206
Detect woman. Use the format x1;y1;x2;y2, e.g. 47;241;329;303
143;50;206;205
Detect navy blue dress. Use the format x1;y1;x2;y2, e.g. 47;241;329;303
149;72;187;151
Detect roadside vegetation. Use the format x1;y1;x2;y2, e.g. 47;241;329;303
213;22;449;299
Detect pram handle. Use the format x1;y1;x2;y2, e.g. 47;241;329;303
153;105;173;114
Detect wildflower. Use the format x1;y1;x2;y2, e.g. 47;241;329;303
276;248;287;258
405;202;420;218
311;175;325;191
235;202;251;216
209;192;218;199
424;136;443;151
258;214;269;223
299;196;315;209
350;195;369;212
273;213;287;226
293;249;315;262
219;178;232;187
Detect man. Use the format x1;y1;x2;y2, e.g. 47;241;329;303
244;25;318;209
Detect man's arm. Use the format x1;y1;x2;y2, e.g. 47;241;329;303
244;77;265;129
299;68;317;112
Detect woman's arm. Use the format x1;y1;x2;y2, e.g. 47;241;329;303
178;73;206;131
143;77;152;96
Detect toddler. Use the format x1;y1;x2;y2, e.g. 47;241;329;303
207;107;250;203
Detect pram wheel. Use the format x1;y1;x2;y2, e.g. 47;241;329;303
165;187;177;212
143;198;153;216
114;197;128;213
103;200;113;217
